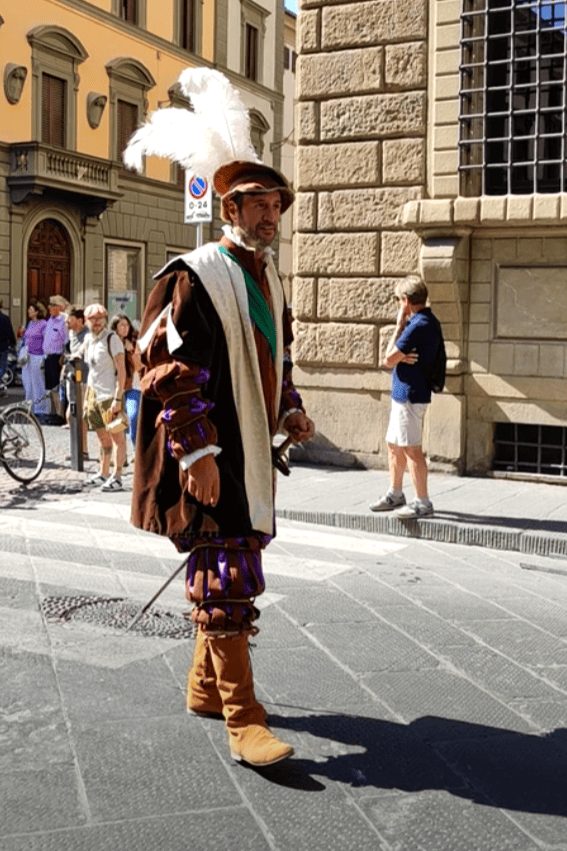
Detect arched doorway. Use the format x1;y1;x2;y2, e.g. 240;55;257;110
27;218;71;307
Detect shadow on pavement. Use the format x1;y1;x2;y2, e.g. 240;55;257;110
432;510;567;536
0;479;85;508
238;759;326;791
264;711;567;816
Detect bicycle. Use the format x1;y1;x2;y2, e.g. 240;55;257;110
0;400;45;484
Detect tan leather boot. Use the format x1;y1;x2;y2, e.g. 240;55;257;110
207;633;293;767
186;630;223;718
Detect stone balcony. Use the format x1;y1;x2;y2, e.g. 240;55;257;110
7;142;123;216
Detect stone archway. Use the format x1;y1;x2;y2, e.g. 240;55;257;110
27;218;72;308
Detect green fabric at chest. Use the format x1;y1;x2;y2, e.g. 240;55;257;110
218;246;276;360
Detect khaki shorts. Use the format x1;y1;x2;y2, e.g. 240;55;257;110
386;399;428;447
84;386;115;431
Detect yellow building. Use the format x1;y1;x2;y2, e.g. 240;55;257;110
0;0;286;328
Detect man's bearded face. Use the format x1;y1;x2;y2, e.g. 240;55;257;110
229;190;282;249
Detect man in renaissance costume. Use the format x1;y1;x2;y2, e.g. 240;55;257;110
127;70;314;768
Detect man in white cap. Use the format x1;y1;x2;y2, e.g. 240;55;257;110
131;160;314;768
43;294;69;424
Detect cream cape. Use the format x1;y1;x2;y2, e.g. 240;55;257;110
139;243;284;536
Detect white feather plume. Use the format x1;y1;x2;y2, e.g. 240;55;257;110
122;108;198;173
122;67;260;181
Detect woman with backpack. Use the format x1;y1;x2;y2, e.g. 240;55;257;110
81;304;126;491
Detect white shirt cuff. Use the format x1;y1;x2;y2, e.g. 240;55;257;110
179;445;221;471
279;407;303;432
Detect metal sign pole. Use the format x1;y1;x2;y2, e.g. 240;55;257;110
68;357;84;472
196;223;203;248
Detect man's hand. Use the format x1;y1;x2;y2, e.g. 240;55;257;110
400;349;419;365
284;412;315;444
187;453;221;507
396;300;411;327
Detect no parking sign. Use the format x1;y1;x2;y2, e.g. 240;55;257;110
184;174;213;224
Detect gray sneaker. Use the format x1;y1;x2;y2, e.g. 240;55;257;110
369;493;406;512
395;499;434;519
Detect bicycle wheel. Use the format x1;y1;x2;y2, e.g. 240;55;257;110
0;406;45;483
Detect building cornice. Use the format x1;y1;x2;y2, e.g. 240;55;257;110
403;195;567;237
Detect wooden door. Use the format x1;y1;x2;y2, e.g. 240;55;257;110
27;218;71;309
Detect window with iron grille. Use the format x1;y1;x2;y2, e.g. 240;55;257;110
493;421;567;476
42;74;66;148
460;0;567;195
245;24;259;81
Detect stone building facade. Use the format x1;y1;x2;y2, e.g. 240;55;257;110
293;0;567;481
0;0;286;330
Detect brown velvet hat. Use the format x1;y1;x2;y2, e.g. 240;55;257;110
214;160;295;221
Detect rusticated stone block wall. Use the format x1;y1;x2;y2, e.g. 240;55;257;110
293;0;427;467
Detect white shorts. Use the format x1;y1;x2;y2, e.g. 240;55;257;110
386;399;428;447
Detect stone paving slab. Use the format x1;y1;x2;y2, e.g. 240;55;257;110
55;655;186;724
362;671;535;737
2;765;87;836
73;715;241;823
506;698;567;734
1;808;272;851
445;644;561;702
358;790;541;851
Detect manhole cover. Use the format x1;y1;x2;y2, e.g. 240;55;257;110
41;596;196;640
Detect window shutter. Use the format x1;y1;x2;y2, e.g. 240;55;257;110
180;0;195;51
121;0;137;23
117;100;139;163
42;74;66;148
245;24;259;81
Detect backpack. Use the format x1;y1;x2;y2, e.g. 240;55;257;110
426;317;446;394
106;331;118;376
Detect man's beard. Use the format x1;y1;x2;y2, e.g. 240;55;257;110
233;225;275;251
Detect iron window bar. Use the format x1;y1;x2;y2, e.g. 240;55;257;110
459;0;567;195
493;422;567;476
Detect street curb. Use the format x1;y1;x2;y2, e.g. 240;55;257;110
275;508;567;558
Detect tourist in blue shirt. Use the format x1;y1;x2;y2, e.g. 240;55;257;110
370;275;442;518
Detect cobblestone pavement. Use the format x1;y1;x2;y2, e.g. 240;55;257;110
1;445;567;850
0;384;133;504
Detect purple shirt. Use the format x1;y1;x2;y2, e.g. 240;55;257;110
24;319;47;356
43;314;68;355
